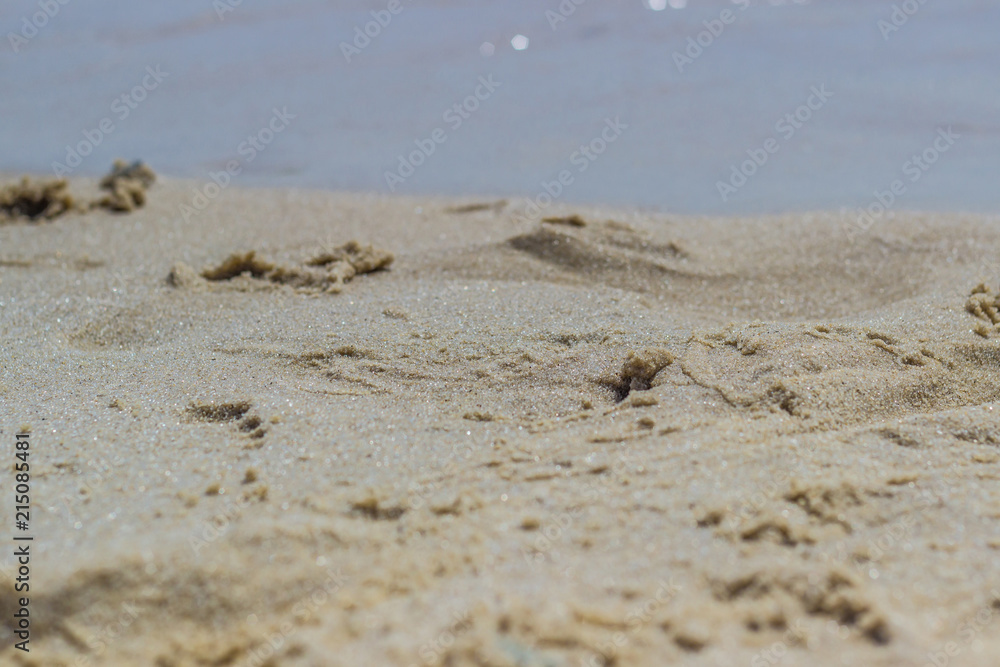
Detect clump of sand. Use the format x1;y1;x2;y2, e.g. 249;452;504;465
168;242;394;294
967;282;1000;337
0;160;156;222
96;159;157;212
601;347;675;400
0;176;77;221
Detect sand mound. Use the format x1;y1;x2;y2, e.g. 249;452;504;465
434;216;979;324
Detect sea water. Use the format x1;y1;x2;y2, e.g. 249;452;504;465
2;0;998;215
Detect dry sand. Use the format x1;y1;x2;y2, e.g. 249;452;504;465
1;175;999;666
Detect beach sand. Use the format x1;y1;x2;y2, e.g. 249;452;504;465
2;175;1000;666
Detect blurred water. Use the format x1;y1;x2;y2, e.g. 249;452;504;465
1;0;998;215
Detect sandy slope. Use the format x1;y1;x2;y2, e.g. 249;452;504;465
2;177;1000;666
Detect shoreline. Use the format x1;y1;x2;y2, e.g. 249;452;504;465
5;169;997;229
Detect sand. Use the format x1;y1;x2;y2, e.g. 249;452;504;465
1;175;999;666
